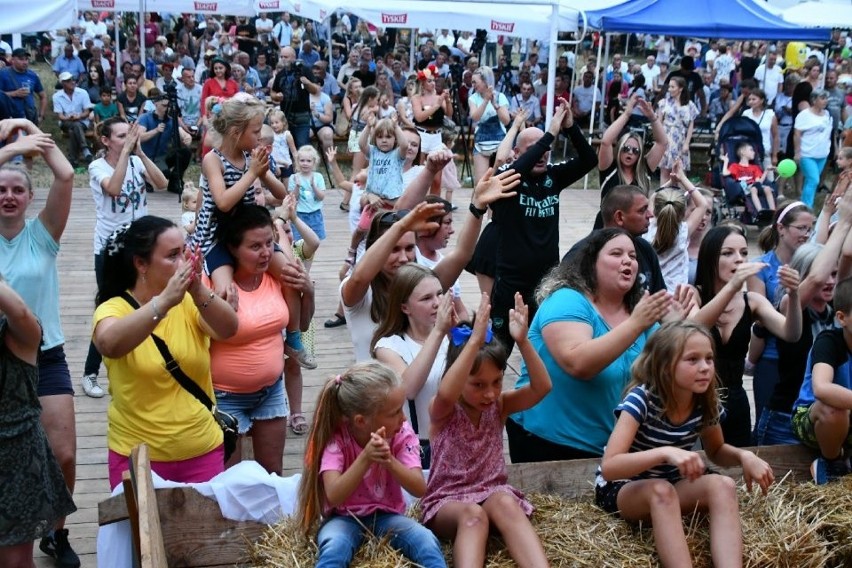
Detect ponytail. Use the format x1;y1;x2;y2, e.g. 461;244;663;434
651;188;686;254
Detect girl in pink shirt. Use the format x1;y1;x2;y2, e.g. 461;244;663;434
297;362;446;568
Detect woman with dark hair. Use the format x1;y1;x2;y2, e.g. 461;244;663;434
693;225;802;447
210;205;306;474
92;216;237;489
200;58;239;116
594;93;667;229
81;118;167;398
605;72;626;126
372;263;452;468
80;64;107;104
507;228;674;463
341;169;519;361
657;75;699;184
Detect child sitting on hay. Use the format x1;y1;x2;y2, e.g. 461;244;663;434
296;362;447;568
791;276;852;485
596;321;775;567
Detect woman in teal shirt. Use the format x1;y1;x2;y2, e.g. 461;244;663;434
507;228;670;461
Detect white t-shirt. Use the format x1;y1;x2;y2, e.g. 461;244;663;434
713;54;736;86
415;248;461;298
573;85;602;114
456;35;473;54
88;156;148;255
640;63;661;89
341;277;376;362
643;220;689;293
754;64;784;105
435;33;454;49
373;333;448;439
743;107;776;158
795;110;833;158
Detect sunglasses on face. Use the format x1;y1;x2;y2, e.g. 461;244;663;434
621;146;641;156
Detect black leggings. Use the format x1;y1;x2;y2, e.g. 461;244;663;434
506;418;601;463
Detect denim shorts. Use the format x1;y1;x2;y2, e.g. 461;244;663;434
214;377;289;435
295;209;327;240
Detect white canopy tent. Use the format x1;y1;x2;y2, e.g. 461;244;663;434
0;0;76;33
780;1;852;28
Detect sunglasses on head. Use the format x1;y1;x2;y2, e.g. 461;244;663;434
377;209;411;226
621;146;641;156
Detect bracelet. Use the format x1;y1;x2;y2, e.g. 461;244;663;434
150;295;165;321
198;290;215;310
469;202;487;219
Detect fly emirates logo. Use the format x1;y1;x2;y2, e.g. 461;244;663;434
520;194;559;218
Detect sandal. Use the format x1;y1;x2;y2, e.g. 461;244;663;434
339;201;350;212
290;413;308;435
324;313;346;328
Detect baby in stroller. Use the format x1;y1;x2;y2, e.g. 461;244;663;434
714;116;777;226
722;141;776;219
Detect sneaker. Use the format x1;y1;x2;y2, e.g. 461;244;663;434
81;373;105;398
810;455;851;485
285;344;317;369
40;529;81;568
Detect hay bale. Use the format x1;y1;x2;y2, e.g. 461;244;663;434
249;476;848;567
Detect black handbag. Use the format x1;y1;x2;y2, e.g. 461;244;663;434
120;293;238;462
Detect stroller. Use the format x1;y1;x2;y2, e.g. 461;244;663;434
710;117;776;226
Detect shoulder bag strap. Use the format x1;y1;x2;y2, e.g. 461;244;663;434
119;292;214;411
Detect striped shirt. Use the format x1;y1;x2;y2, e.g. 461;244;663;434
192;149;252;254
596;385;723;485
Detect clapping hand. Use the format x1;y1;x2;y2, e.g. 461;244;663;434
507;292;530;345
472;167;520;207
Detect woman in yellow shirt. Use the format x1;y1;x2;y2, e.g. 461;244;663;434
92;216;237;489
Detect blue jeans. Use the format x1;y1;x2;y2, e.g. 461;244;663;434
800;156;827;208
316;512;446;568
754;409;799;446
751;356;779;441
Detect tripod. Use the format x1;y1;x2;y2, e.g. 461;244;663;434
163;84;186;200
449;84;473;185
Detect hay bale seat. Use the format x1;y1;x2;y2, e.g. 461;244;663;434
98;444;851;567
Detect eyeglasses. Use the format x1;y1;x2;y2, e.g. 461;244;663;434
621;146;641;156
788;224;813;235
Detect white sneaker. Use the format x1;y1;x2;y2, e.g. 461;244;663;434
284;345;317;370
81;374;105;398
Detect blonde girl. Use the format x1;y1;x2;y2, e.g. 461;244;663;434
297;362;447;568
597;321;775;568
288;145;326;241
180;182;200;237
197;95;313;369
420;294;552;568
267;109;296;183
348;85;380;184
644;161;710;292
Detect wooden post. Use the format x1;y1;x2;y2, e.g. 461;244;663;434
131;444;169;568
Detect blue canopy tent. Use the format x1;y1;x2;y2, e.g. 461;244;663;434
585;0;829;41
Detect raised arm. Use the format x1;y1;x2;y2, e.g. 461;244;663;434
495;109;526;169
599;95;636;170
36;126;75;241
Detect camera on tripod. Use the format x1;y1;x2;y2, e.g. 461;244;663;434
470;30;488;57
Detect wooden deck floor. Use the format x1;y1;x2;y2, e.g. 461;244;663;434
32;182;754;567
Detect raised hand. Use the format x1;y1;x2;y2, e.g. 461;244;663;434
776;265;800;292
512;108;528;130
425;146;454;172
727;262;766;291
325;146;337;164
630;289;673;328
5;132;54;158
435;291;456;334
548;104;567;136
472;167;520;206
471;293;492;346
508;292;530;344
636;98;656;119
250;146;270;178
398;201;446;234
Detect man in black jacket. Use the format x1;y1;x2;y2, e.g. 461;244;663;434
490;102;597;352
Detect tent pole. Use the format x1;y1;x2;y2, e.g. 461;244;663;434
410;28;415;73
544;3;558;134
115;12;121;91
138;0;146;68
599;33;610;132
584;31;604;191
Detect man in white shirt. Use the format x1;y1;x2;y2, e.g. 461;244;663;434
255;13;274;44
754;51;784;106
572;71;602;126
83;13;107;44
52;71;93;166
509;80;543;127
605;53;629;82
711;44;736;88
435;29;454;50
640;55;661;93
272;13;292;51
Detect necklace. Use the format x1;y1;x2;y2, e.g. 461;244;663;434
235;273;262;292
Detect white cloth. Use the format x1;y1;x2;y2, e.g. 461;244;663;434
640;63;661;90
573;85;601;115
96;461;301;568
374;333;448;439
341;276;376;362
416;248;461;298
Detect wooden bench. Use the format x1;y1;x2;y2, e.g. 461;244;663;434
99;443;814;567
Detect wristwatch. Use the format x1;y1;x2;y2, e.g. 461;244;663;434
469;202;487;219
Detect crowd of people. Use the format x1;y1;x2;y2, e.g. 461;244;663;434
1;10;852;568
